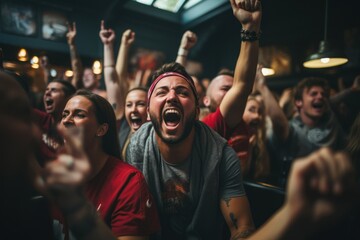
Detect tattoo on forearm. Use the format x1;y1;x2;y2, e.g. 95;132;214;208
112;103;117;110
231;229;255;239
230;213;238;230
223;198;231;207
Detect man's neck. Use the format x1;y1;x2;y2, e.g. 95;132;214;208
300;111;320;127
51;111;62;124
156;128;195;165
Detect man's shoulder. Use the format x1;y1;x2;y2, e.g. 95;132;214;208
202;108;222;125
195;120;228;148
130;122;154;143
126;122;155;168
33;108;53;129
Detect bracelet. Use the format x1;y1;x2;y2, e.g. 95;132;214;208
177;48;188;57
240;29;261;42
103;65;115;68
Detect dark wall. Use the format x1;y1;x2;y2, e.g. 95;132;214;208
108;9;183;64
0;3;102;67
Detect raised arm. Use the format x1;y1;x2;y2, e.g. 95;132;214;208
254;65;289;141
221;0;261;128
330;74;360;105
100;21;126;120
112;28;135;119
175;30;197;67
67;22;83;89
39;55;51;86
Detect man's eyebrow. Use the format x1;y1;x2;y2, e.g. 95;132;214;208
156;86;169;90
63;109;88;114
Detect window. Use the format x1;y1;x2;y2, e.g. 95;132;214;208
132;0;203;13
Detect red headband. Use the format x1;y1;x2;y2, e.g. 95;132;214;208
147;72;198;106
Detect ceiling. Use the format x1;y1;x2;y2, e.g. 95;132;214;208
1;0;359;88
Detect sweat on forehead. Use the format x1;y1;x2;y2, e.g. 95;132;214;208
147;72;199;106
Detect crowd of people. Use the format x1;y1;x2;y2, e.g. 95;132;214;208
1;0;359;239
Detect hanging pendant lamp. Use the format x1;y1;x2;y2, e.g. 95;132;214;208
303;0;348;68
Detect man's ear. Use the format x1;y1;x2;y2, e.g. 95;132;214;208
147;107;150;121
203;96;210;107
295;99;303;109
96;123;109;137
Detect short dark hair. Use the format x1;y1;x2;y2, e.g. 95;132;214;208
293;77;330;101
216;68;234;78
50;79;76;97
151;62;193;84
74;90;121;159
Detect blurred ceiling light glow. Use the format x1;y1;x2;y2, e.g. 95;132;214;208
30;56;39;65
261;67;275;76
50;69;57;77
65;70;73;77
18;48;28;62
92;60;102;75
31;64;39;69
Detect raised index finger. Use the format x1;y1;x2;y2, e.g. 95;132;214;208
59;126;86;160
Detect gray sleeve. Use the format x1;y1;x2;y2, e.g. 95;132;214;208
219;145;246;199
125;131;144;171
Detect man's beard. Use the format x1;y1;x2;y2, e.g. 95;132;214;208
209;96;219;113
150;109;197;145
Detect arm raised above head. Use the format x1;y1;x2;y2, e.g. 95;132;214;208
254;65;289;141
67;22;83;89
100;21;130;120
175;30;197;67
220;0;262;128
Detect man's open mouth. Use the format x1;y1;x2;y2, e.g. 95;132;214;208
45;98;54;107
312;102;324;109
163;109;181;127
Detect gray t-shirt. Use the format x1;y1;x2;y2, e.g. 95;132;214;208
126;121;245;240
269;111;345;187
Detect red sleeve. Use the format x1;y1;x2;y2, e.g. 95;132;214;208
202;107;232;139
111;171;160;237
33;108;52;130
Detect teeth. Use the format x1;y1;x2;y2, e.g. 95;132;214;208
165;109;180;115
45;98;53;105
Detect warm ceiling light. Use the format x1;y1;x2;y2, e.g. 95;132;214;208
31;64;39;69
92;60;102;75
303;41;348;68
303;0;348;69
261;67;275;76
30;56;39;65
65;70;73;77
18;48;28;62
